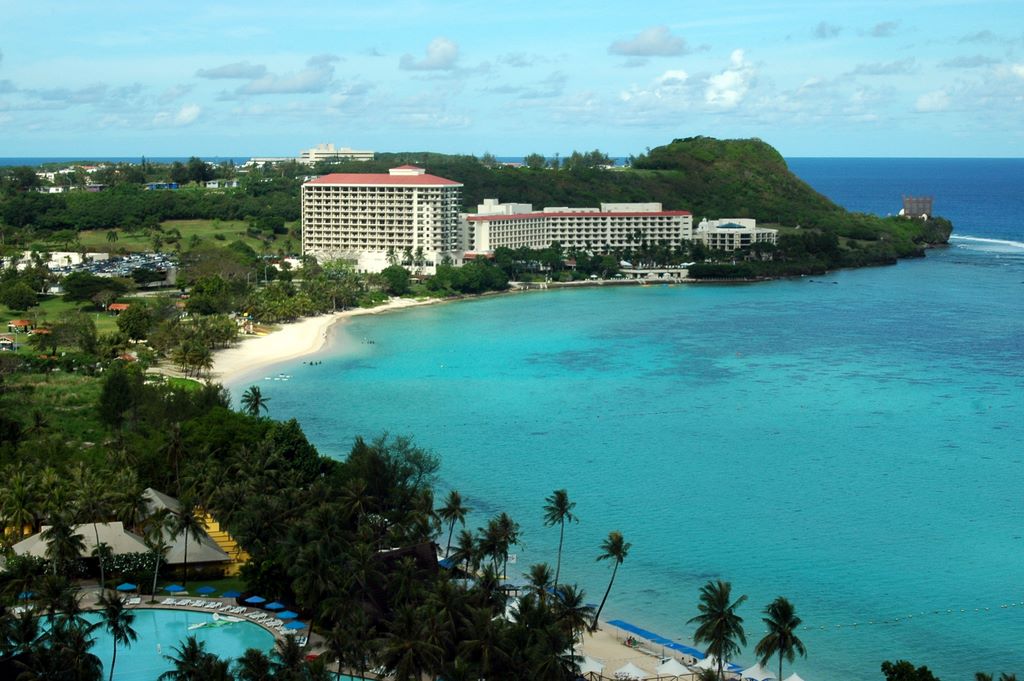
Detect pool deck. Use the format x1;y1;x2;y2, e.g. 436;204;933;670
76;586;326;657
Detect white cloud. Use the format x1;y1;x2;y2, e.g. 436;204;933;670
870;21;898;37
609;26;690;57
237;56;337;95
959;30;997;44
158;84;193;104
400;38;459;71
848;58;916;76
941;55;999;69
915;90;950;112
814;21;842;39
705;49;754;109
154;103;201;126
196;62;268;79
1012;64;1024;78
657;70;688;87
519;72;567;99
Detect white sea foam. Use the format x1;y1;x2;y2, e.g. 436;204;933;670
950;234;1024;251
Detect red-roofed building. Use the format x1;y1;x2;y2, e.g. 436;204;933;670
108;303;130;314
7;319;33;333
460;198;694;253
301;165;462;273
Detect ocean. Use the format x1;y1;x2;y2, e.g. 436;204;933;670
229;158;1024;680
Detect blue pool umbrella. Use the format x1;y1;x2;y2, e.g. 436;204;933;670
265;601;285;611
164;584;185;592
196;586;217;595
116;583;137;592
277;610;299;619
223;590;242;599
284;620;306;630
17;591;34;600
244;595;266;604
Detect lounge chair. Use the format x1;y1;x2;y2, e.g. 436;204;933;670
161;598;176;605
204;601;218;609
128;597;141;605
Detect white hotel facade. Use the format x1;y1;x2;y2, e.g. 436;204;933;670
301;166;462;273
461;199;694;253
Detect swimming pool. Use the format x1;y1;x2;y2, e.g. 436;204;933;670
83;608;276;680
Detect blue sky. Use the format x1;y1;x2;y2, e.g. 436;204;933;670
1;0;1022;157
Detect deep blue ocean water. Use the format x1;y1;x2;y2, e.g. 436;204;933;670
230;159;1024;680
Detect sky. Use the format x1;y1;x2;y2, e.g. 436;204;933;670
1;0;1023;158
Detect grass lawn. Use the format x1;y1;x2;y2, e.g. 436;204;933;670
76;219;300;255
0;372;107;446
2;296;122;339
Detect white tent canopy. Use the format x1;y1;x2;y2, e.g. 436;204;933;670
578;656;605;675
656;658;692;677
783;674;807;681
615;662;650;680
694;655;726;671
741;663;777;681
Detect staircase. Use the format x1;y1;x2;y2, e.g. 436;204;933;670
199;512;249;577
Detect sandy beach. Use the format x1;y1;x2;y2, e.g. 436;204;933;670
578;623;701;679
210;297;445;385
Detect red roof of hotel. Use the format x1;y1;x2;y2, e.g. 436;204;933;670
467;210;692;221
304;172;461;187
108;303;130;311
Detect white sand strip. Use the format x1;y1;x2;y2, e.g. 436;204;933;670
211;297;444;384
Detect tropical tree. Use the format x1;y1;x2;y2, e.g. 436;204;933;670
553;583;593;659
526;562;554;603
170;503;207;588
689;580;748;681
73;465;112;591
241;385;270;417
378;604;443;681
590;530;630;630
145;508;174;602
542;488;577;587
437;489;470;558
42;514;85;577
755;596;807;681
98;592;138;681
234;648;274;681
160;636;214;680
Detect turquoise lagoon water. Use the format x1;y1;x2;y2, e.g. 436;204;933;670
239;245;1023;680
84;608;274;680
231;158;1024;679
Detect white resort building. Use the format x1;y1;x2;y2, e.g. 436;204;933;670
695;218;778;251
301;166;463;273
246;143;375;168
461;199;694;254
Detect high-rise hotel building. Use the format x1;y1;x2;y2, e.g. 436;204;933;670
301;165;462;272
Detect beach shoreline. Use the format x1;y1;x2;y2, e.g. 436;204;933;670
210;296;447;386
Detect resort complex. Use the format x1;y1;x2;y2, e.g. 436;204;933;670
301;165;463;273
301;176;778;272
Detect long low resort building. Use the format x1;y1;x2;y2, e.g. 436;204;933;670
461;199;694;253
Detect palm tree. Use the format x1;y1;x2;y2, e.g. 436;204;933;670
452;529;477;574
234;648;274;681
42;514;86;577
378;604;443;681
526;562;554;602
689;580;748;681
73;466;112;591
241;385;270;417
160;635;213;680
553;583;593;659
542;488;577;587
170;503;207;588
437;489;470;558
755;596;807;681
98;592;138;681
590;530;630;630
145;508;174;602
